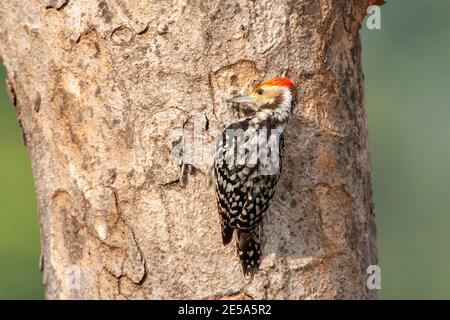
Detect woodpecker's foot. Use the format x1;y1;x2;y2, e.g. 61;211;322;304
178;160;205;187
170;133;205;187
178;161;194;187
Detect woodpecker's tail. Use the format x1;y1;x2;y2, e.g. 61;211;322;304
236;226;261;276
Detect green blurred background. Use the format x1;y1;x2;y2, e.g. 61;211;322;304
1;1;449;299
0;69;43;298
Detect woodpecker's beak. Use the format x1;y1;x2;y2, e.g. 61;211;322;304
226;96;255;105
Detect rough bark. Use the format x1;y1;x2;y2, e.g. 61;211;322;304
0;0;380;299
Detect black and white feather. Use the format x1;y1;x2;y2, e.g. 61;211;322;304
212;83;295;276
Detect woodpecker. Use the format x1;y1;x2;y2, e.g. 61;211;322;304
212;77;297;276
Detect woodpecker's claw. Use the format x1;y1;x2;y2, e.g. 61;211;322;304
178;161;197;187
178;160;207;187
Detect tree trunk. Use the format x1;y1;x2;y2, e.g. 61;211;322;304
0;0;379;299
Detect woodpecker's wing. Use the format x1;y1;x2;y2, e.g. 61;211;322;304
214;119;256;243
214;118;285;234
239;130;285;225
237;158;283;229
234;133;284;275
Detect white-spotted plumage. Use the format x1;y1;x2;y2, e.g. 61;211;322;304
213;78;297;276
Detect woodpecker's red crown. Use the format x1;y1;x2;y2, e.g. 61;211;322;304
256;77;296;89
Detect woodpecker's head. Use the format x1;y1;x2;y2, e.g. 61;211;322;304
227;77;296;124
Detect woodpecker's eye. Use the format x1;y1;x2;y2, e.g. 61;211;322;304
257;88;264;95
